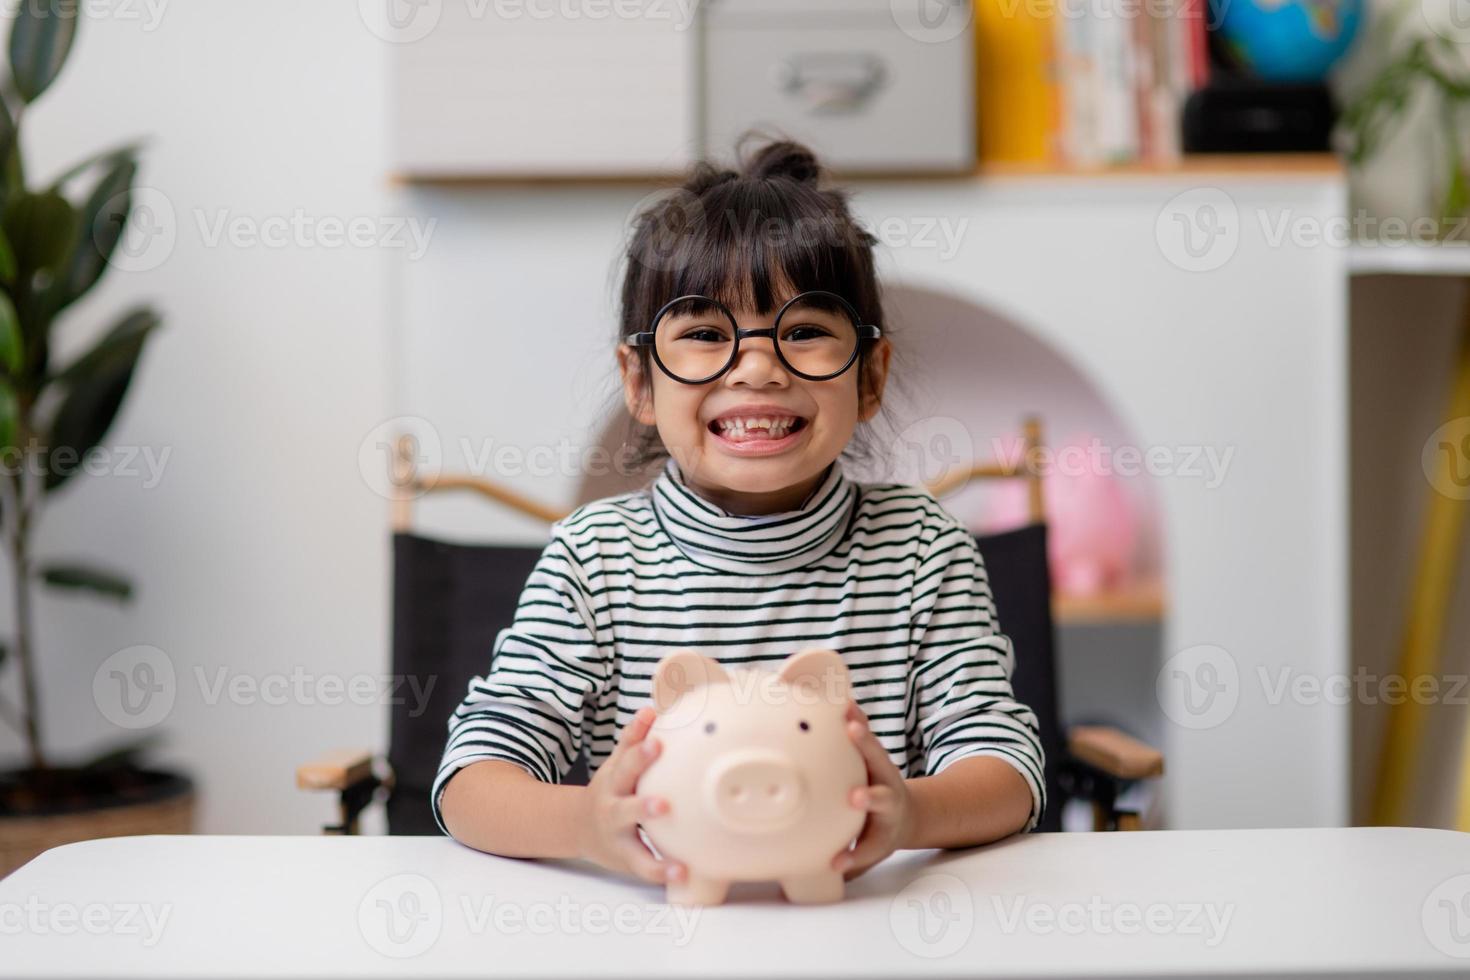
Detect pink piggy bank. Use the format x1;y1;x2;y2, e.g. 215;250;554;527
635;647;868;907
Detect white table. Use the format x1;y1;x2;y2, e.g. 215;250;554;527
2;827;1467;977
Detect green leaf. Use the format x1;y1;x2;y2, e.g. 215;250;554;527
44;306;159;492
0;378;16;449
44;142;142;194
76;734;160;771
0;226;17;283
0;291;20;373
0;96;14;167
2;189;75;284
8;0;80;104
39;561;133;600
59;152;135;307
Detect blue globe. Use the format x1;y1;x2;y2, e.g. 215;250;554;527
1210;0;1363;82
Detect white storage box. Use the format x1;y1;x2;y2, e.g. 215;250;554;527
386;0;700;177
702;0;976;174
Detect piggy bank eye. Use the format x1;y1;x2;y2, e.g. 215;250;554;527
798;720;810;732
703;722;716;735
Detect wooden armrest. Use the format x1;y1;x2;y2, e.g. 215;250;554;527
1067;725;1164;781
296;749;375;791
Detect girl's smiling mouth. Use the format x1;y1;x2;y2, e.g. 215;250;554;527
707;413;810;455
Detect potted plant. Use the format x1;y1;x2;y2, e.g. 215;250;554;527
0;3;190;876
1339;3;1470;235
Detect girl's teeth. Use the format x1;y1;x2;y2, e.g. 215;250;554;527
717;417;798;441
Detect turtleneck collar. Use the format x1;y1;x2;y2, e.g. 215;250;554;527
649;456;859;575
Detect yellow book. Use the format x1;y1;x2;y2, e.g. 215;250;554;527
973;0;1060;164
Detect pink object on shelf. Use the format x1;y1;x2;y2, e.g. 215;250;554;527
982;432;1138;596
637;648;867;907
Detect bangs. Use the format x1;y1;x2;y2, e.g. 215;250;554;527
641;182;868;317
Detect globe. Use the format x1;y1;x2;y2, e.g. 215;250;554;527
1209;0;1363;82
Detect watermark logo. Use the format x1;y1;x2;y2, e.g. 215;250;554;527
1423;417;1470;501
93;645;175;730
194;667;437;716
890;872;974;959
627;185;707;274
1156;187;1239;272
101;188;436;271
359;0;443;42
358;416;443;501
1259;666;1468;707
1423;873;1470;959
889;415;976;487
1421;0;1470;44
992;434;1235;489
100;186;177;274
0;1;171;31
653;655;853;735
991;895;1234;946
359;873;443;958
458;894;700;941
1157;644;1238;730
891;0;972;43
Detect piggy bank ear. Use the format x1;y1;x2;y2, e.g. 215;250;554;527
652;650;729;714
777;647;851;707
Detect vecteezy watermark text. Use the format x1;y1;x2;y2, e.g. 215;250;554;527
356;874;702;959
0;898;171;947
0;441;171;489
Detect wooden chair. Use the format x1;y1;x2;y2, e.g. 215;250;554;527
298;423;1163;834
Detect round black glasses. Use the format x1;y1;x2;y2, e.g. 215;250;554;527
624;290;882;386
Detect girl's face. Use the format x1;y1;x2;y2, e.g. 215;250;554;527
618;288;891;516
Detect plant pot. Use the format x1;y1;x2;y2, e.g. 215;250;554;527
0;767;195;878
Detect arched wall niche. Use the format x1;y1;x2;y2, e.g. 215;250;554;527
574;283;1165;585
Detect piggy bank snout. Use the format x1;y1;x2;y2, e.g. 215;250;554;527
703;749;806;832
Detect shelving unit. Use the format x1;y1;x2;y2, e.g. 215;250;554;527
1054;578;1166;626
391;153;1344;189
1349;240;1470;277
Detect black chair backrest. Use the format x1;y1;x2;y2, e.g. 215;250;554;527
972;523;1064;833
386;534;544;835
388;521;1063;835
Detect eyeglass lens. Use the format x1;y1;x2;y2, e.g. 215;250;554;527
653;294;859;383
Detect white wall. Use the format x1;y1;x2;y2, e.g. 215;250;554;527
398;173;1352;830
0;4;392;835
0;4;1374;835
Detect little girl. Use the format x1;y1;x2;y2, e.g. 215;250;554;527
434;138;1045;887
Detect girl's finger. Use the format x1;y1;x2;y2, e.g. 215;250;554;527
612;793;669;829
849;783;897;813
611;727;663;796
608;714;661;799
833;817;879;871
847;718;897;776
620;834;686;886
836;833;890;875
615;706;657;753
620;841;672;885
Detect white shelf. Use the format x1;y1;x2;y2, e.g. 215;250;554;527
1349;240;1470;277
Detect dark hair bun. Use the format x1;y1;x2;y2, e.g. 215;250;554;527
741;139;823;186
683;160;738;196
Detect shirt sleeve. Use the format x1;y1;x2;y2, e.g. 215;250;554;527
909;518;1047;833
430;525;606;835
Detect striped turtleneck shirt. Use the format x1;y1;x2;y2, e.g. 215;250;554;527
432;455;1047;834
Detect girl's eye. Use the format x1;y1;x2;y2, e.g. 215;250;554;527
680;327;730;344
704;722;717;735
783;325;832;343
798;720;810;732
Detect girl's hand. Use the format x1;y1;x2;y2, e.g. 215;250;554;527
832;699;915;881
574;706;687;887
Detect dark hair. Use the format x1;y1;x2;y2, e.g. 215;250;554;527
613;133;901;474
